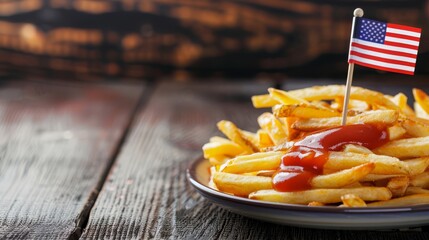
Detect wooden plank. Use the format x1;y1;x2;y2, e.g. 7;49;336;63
0;80;144;239
81;81;268;239
81;81;429;239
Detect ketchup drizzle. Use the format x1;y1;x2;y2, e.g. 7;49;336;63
272;124;389;192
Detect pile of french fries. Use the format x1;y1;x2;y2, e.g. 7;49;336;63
202;85;429;207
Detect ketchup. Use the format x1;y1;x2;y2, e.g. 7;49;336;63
272;124;389;192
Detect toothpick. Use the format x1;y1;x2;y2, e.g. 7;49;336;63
342;8;364;125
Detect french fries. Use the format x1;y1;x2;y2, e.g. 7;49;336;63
203;85;429;208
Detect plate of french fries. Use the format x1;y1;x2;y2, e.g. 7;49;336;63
188;84;429;229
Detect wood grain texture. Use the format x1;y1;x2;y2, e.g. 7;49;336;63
0;1;426;80
82;81;429;239
0;80;144;239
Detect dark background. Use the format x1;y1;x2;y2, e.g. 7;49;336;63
0;0;427;81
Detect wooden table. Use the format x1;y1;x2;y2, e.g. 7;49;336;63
1;79;429;240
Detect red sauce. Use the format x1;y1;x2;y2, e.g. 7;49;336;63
272;124;389;192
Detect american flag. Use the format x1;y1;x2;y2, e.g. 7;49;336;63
348;17;421;75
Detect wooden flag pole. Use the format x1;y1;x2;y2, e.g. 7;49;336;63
342;8;364;125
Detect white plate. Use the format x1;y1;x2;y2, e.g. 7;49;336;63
187;157;429;230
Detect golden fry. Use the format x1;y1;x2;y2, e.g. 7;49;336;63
251;94;279;108
389;93;415;116
367;193;429;207
293;110;398;131
404;157;429;176
256;129;274;149
325;152;409;175
273;103;340;119
217;120;258;154
268;88;306;105
202;140;243;159
213;172;272;197
414;102;429;119
373;136;429;159
388;125;407;140
221;152;283;174
405;186;429;195
387;176;409;197
287;85;399;110
410;172;429;189
413;88;429;114
401;117;429;137
311;163;374;189
257;112;288;144
249;187;391;205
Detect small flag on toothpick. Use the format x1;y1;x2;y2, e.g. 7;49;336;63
349;17;422;75
341;8;422;125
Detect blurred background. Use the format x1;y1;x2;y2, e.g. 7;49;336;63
0;0;427;82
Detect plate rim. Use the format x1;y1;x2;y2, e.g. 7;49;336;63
187;155;429;214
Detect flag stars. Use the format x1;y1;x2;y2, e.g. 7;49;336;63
356;19;386;44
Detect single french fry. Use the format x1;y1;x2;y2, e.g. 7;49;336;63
341;194;367;207
410;172;429;189
251;94;279;108
413;88;429;114
217;120;258;154
405;186;429;195
256;129;274;149
273;103;340;119
401;117;429;137
257;112;288;144
293;110;398;131
213;172;272;196
373;136;429;159
388;125;407;140
221;152;284;174
287;85;399;110
268;88;307;105
203;141;244;159
325;152;409;175
343;144;373;154
387;176;409;197
404;157;429;176
414;102;429;119
311;163;374;189
367;193;429;207
389;93;415;116
280;117;300;141
249;187;391;204
361;174;404;182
